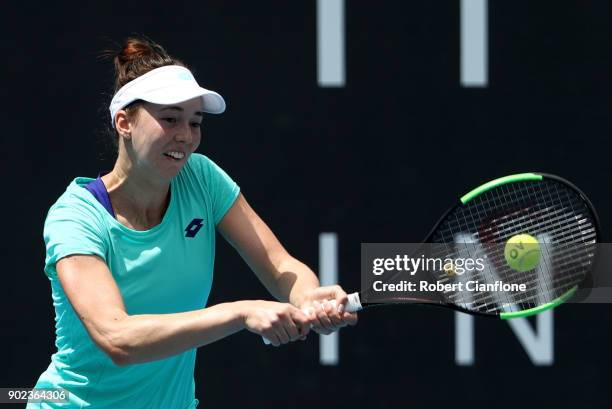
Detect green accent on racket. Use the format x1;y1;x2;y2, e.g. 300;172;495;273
460;173;542;204
500;286;578;320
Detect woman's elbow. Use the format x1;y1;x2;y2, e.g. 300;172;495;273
95;328;133;366
108;347;131;367
96;338;131;366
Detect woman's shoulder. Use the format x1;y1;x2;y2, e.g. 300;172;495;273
185;152;215;170
178;152;238;207
181;153;228;181
46;177;108;225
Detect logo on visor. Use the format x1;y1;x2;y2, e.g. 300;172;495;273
185;218;204;238
178;72;192;81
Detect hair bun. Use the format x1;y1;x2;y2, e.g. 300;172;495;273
111;36;184;92
117;38;156;64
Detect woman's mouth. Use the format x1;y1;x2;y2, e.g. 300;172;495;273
163;151;185;161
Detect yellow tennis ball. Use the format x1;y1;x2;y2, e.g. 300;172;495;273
443;261;456;276
504;234;541;272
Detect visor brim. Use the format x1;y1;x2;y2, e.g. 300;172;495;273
140;86;226;114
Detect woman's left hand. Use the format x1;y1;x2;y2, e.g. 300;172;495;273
298;285;358;335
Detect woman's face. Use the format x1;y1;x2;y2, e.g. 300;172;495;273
125;97;203;181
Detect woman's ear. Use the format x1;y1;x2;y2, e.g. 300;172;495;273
115;110;132;140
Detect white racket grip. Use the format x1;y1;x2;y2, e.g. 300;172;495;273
262;292;362;345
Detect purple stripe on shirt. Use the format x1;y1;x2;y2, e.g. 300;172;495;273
84;174;115;217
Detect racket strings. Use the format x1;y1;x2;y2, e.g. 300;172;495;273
438;243;593;312
474;185;592;311
430;179;597;314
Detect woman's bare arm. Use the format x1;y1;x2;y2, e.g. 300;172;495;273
217;194;357;333
57;254;310;365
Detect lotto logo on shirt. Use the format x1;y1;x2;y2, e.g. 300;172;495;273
185;218;204;238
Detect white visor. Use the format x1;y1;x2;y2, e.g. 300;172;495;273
109;65;225;127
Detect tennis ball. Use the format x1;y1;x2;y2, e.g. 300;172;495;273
443;261;456;276
504;234;541;272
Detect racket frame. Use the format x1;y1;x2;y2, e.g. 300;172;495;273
357;172;601;319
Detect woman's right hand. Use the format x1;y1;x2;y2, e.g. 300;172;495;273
239;301;311;347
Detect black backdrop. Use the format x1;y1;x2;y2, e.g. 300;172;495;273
2;1;612;408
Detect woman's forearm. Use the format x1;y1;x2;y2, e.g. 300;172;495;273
274;256;320;307
107;301;246;365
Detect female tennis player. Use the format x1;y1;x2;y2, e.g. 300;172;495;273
29;37;357;408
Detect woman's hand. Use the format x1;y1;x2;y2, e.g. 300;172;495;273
240;300;311;347
297;286;359;335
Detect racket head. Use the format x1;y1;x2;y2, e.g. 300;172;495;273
360;173;600;318
426;172;600;318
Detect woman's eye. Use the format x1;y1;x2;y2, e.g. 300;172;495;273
163;118;177;124
191;123;202;128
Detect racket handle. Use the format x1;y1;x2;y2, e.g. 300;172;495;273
262;292;362;345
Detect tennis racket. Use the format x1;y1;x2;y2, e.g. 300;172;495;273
263;172;600;344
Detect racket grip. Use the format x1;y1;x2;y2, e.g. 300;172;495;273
262;292;362;345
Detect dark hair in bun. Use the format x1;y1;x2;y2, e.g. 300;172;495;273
112;36;185;93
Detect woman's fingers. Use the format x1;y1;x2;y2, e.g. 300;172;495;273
248;301;312;345
311;300;335;334
308;299;358;334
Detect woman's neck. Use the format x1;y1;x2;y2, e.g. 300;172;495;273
101;163;171;230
